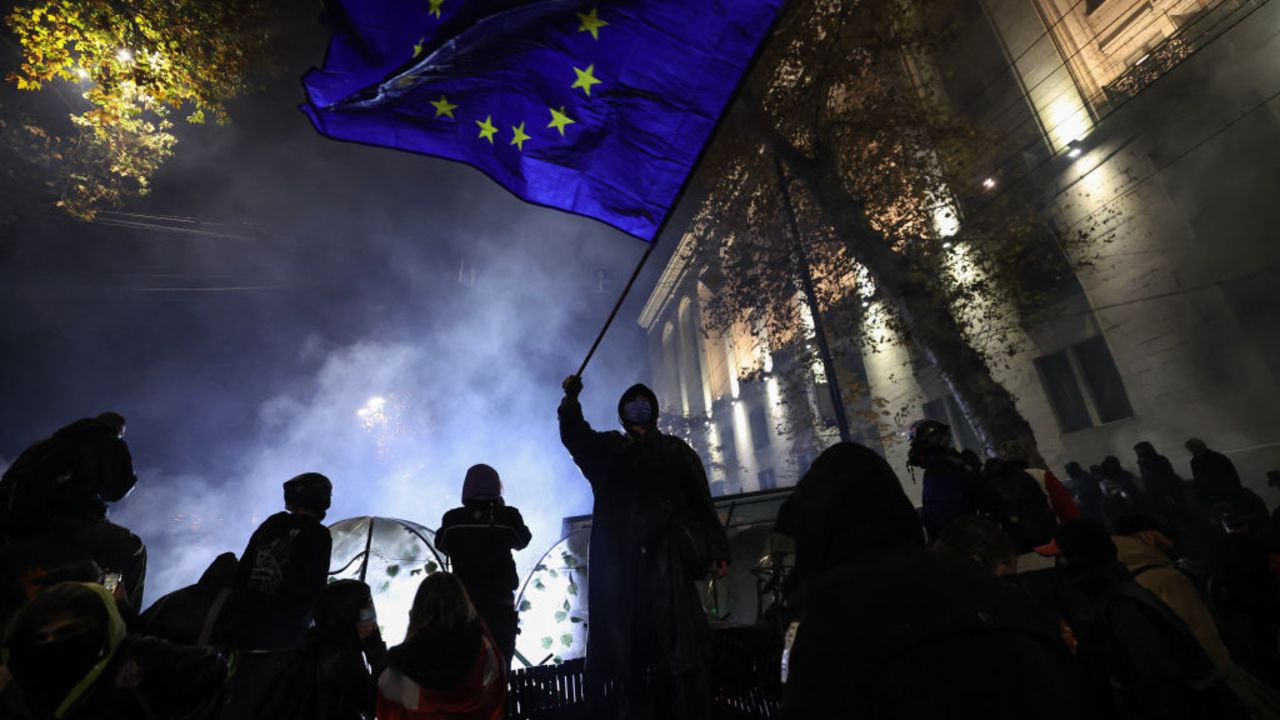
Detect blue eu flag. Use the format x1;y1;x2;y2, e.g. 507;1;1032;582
302;1;782;241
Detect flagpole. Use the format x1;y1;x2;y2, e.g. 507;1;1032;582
573;8;785;378
575;242;656;376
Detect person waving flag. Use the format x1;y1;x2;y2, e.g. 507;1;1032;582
301;0;783;242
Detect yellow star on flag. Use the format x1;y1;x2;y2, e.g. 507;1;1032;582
431;95;457;118
413;37;425;58
571;64;602;97
577;8;608;40
428;0;444;18
547;106;576;136
510;122;531;151
476;115;498;143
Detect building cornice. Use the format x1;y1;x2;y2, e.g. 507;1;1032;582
637;228;698;331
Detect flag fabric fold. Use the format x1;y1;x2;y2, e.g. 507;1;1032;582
302;0;783;241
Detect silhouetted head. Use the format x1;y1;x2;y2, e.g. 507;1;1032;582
461;464;502;504
1064;461;1084;479
1052;519;1117;577
284;472;332;520
3;583;125;712
1185;438;1208;457
1099;456;1123;478
407;572;476;639
313;579;375;634
1133;441;1157;459
618;384;659;436
906;419;950;467
935;515;1017;578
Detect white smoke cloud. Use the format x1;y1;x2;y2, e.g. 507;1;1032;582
109;215;648;636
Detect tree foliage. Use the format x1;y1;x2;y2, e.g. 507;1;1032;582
689;0;1081;460
3;0;272;218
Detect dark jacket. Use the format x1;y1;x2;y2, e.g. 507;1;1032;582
436;502;531;604
1190;450;1242;508
918;446;977;542
558;388;728;682
252;628;386;720
234;511;332;650
376;621;505;720
139;552;239;647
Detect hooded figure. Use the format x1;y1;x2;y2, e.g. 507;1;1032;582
907;419;980;542
1;581;228;719
778;443;1093;720
435;464;532;666
254;580;388;720
558;376;728;720
222;473;333;720
1065;462;1106;525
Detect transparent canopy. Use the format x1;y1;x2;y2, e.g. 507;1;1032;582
328;516;449;645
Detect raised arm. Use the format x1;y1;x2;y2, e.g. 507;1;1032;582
558;375;617;483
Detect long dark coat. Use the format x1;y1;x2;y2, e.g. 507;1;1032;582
557;391;728;683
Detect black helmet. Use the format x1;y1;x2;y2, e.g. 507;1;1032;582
283;473;332;512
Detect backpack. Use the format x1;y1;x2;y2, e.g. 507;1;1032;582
1084;581;1247;719
971;462;1059;553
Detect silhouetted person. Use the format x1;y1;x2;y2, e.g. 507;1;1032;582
255;580;387;720
1134;442;1188;528
1185;439;1243;510
0;581;228;719
559;375;728;720
777;443;1092;720
0;413;148;623
1066;462;1106;525
435;464;531;666
222;473;333;720
1052;519;1247;719
1209;510;1279;688
907;419;980;543
139;552;239;648
376;573;506;720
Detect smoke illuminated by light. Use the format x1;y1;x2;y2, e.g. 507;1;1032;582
357;395;390;429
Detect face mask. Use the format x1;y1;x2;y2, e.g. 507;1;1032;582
621;397;654;425
10;632;105;708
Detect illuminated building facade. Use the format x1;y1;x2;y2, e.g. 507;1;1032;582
641;0;1280;504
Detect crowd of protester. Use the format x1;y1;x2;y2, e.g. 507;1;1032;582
3;399;1280;720
0;413;519;720
777;421;1280;719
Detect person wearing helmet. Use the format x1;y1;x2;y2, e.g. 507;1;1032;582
558;375;729;720
223;473;334;720
435;464;532;667
907;419;980;543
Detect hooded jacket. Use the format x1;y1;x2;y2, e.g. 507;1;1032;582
557;383;728;683
778;443;1092;720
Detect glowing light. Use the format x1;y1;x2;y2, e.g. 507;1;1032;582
357;395;389;429
76;67;90;80
942;241;953;249
116;48;133;62
981;177;996;191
